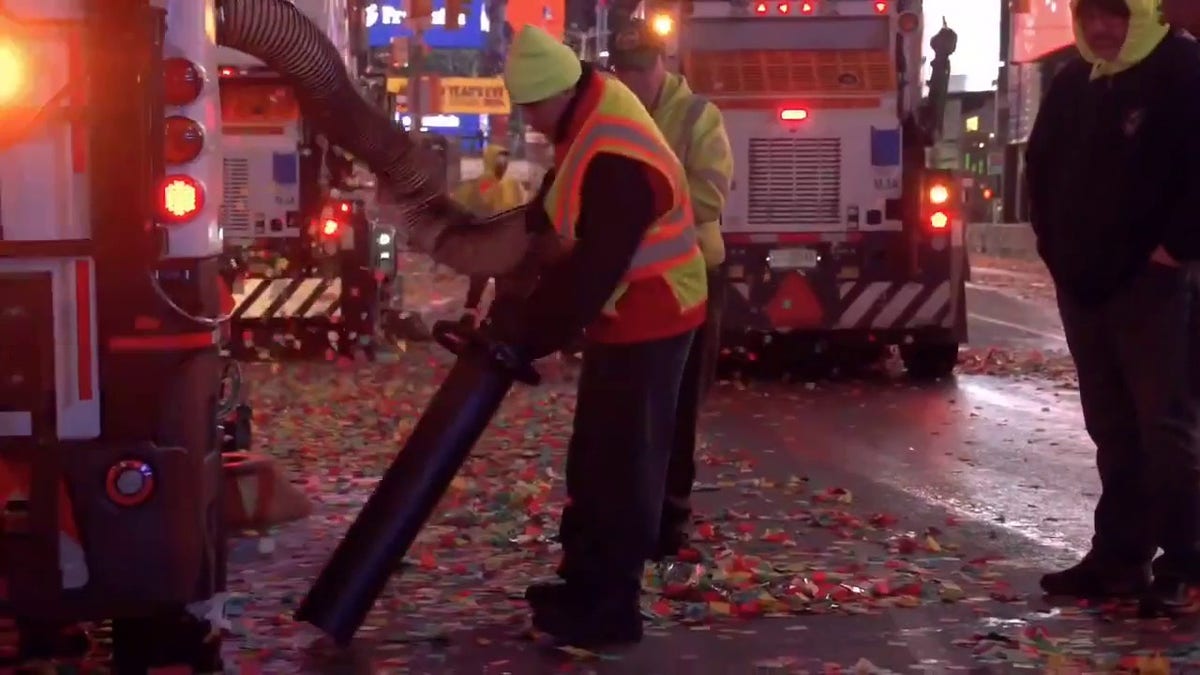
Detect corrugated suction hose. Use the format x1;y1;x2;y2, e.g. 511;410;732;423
215;0;532;275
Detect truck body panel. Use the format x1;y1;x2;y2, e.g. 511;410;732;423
2;0;227;637
650;0;966;366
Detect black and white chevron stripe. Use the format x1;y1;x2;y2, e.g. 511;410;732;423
230;277;342;321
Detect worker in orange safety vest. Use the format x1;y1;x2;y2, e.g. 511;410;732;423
488;25;708;649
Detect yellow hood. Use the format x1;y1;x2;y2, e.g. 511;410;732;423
481;144;509;178
1072;0;1169;79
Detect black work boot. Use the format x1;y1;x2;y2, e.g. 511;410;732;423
525;581;569;605
651;529;689;561
1039;556;1150;598
529;586;643;649
1138;576;1196;618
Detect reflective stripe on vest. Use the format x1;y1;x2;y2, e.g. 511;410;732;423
543;80;701;281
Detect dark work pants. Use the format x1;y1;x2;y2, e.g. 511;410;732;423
660;271;726;543
1059;263;1200;579
557;330;696;600
464;275;490;310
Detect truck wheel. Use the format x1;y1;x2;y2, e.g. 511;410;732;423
900;342;960;381
111;613;222;674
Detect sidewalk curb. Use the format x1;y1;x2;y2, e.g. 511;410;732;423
966;222;1039;261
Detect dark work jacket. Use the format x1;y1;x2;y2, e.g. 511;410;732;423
1026;34;1200;306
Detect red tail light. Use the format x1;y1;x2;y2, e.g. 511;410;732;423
929;211;949;230
321;219;340;237
163;58;204;106
779;108;809;121
873;1;888;13
105;460;156;508
158;175;204;224
754;2;768;13
164;116;205;165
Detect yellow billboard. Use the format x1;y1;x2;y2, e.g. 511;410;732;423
386;76;510;115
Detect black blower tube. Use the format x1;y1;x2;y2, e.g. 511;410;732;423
215;0;473;250
294;325;539;645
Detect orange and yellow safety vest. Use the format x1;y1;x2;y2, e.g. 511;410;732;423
542;75;708;334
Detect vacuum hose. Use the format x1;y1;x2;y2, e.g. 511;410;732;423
215;0;532;276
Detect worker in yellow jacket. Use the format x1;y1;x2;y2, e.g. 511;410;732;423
451;143;528;325
609;18;734;559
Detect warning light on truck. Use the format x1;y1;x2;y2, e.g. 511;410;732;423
0;40;26;106
874;1;889;13
928;184;950;205
164;116;206;165
159;175;204;223
779;108;809;122
163;57;204;106
800;1;815;13
651;13;674;35
754;2;768;13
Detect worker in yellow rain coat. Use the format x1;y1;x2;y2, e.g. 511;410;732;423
451;143;528;326
609;18;734;560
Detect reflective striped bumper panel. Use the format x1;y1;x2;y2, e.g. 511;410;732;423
227;276;377;360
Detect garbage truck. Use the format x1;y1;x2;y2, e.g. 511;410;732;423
643;0;965;378
0;0;525;667
1;0;229;669
217;0;385;359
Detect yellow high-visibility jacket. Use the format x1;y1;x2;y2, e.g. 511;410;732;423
651;73;734;269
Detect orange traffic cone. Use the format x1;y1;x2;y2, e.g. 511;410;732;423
221;452;313;531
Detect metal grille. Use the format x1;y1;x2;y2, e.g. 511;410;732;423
221;157;251;232
747;138;841;227
686;50;896;97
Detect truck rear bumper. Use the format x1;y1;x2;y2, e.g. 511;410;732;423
721;235;968;347
227;272;378;360
724;276;961;335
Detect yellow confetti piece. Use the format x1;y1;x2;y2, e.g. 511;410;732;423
708;601;733;616
556;645;600;660
938;581;965;602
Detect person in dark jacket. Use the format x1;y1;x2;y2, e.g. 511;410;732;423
492;26;709;647
1026;0;1200;613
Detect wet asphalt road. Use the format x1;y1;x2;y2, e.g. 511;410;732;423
275;264;1143;673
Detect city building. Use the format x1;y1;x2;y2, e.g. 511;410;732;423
1000;0;1078;222
361;0;563;150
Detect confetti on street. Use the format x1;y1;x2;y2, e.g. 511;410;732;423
9;260;1200;673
